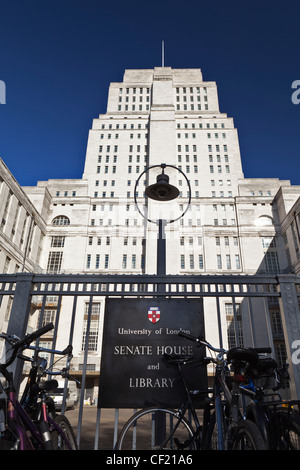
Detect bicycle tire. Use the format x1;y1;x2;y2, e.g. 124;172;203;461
50;415;78;450
230;420;267;450
272;409;300;450
116;407;197;450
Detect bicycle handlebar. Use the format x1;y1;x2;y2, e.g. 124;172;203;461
14;323;54;350
178;331;226;354
178;331;272;356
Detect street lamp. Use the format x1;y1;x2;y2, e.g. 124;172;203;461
134;163;191;276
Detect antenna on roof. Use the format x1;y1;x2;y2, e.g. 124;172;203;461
162;40;164;67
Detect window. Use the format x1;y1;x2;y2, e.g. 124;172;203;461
198;254;204;269
3;256;11;273
50;236;65;247
271;311;283;336
86;254;91;269
52;215;70;226
262;237;276;249
47;252;63;273
265;252;279;274
132;254;136;269
82;302;100;352
226;254;231;269
226;303;243;348
217;254;222;269
180;255;185;269
189;255;194;269
37;309;56;328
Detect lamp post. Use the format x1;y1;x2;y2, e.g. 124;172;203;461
134;163;191;276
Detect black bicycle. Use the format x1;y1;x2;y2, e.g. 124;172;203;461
0;323;77;450
116;332;267;450
241;356;300;449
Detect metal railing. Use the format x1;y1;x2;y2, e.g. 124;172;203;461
0;272;299;449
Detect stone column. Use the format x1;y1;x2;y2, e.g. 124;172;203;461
277;274;300;399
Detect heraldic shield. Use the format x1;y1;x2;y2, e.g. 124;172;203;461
148;307;160;323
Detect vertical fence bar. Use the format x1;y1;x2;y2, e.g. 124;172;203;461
6;273;34;391
215;287;223;348
76;294;93;448
277;275;300;400
231;295;240;347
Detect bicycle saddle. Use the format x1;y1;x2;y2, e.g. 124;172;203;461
246;357;278;375
33;380;59;392
227;347;259;365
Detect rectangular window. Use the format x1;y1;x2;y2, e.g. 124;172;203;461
180;255;185;269
47;252;63;273
226;254;231;269
132;254;136;269
265;251;279;274
81;302;100;352
189;254;194;269
225;303;243;348
198;254;204;269
86;254;91;269
50;236;65;248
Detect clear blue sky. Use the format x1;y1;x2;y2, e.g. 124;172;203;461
0;0;299;187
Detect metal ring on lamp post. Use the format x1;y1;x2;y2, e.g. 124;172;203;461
134;164;191;224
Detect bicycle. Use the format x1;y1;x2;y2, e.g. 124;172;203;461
0;323;77;450
241;356;300;449
115;332;267;450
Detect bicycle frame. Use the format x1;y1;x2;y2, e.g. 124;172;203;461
0;323;75;450
6;388;43;449
212;354;234;450
4;386;74;450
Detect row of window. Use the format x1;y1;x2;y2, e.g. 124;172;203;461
98;120;228;131
179;253;241;270
177;132;227;140
47;246;279;276
119;87;150;94
117;104;150;111
177;122;226;129
88;236;145;246
0;186;38;254
119;95;150;103
175;104;209;111
100;122;148;130
175;86;207;94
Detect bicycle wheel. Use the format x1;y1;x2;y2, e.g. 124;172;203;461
230;420;267;450
273;409;300;450
116;407;197;450
50;415;78;450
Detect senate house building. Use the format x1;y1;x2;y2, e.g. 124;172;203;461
1;66;300;402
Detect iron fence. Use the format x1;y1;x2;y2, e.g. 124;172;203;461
0;272;299;449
